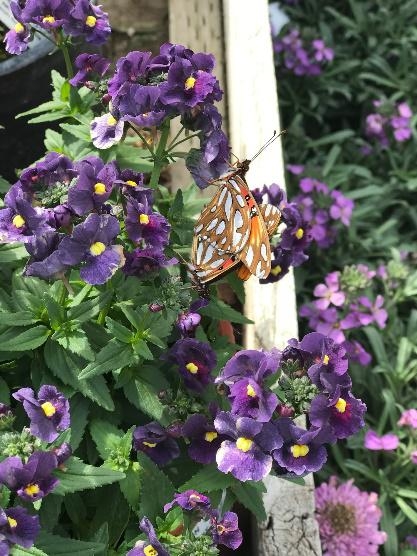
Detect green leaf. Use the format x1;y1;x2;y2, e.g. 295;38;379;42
69;395;89;451
54;457;125;495
67;291;113;323
395;497;417;526
116;144;153;172
60;123;91;142
132;339;154;359
123;379;168;424
105;317;133;343
79;339;135;380
36;532;105;555
0;244;28;262
0;311;39;326
180;464;237;492
120;465;141;511
232;482;267;521
43;294;65;329
200;298;253;324
52;328;95;361
89;419;124;460
17;100;66;118
306;129;355;148
0;325;51;351
137;453;175;521
11;547;48;556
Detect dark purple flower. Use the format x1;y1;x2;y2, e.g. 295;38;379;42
0;451;58;502
214;412;283;481
186;130;230;189
218;349;281;386
260;247;293;283
273;419;328;475
211;510;243;550
53;442;72;466
90;113;124;149
118;84;168;128
133;421;179;466
24;231;68;279
166;338;217;392
228;378;278;422
63;0;111;44
58;214;123;285
164;489;211;513
13;385;70;442
115;169;149;202
4;21;30;55
108;51;153;98
23;0;70;29
69;53;110;87
0;506;40;551
123;248;177;278
297;332;349;386
0;194;52;244
182;413;224;464
364;430;399;451
127;517;170;556
125;197;170;248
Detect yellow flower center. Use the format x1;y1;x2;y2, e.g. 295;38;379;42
41;401;56;417
24;483;40;496
290;444;309;458
94;182;106;195
107;115;117;126
12;214;25;228
90;241;106;256
14;22;24;33
7;517;17;528
125;180;137;187
186;362;198;374
246;384;257;397
184;76;196;90
42;15;55;24
323;354;330;365
144;546;158;556
204;431;218;442
85;15;97;27
295;228;304;239
335;397;347;413
270;265;282;276
143;441;157;448
139;213;150;225
236;437;253;452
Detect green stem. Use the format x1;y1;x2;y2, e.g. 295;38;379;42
149;120;171;189
166;125;185;150
168;132;200;152
128;124;155;157
33;28;56;45
60;42;74;79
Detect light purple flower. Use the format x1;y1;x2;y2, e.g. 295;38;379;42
163;490;211;513
343;340;372;366
364;430;399;451
411;451;417;465
312;39;334;62
329;191;354;226
286;164;305;175
211;510;243;550
91;113;124;149
4;21;31;55
313;273;345;310
398;409;417;429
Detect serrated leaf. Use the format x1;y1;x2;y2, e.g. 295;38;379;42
52;328;95;361
67;291;113;323
180;464;237;492
36;532;105;555
120;465;141;511
0;325;51;351
54;457;125;495
79;339;135;379
105;317;133;343
69;395;89;451
90;419;124;460
132;339;154;359
60;123;91;142
0;311;39;326
232;482;267;521
137;453;175;521
0;244;28;262
200;298;253;324
11;546;48;556
123;379;168;424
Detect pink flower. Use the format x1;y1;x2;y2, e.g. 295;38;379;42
398;102;412;118
313;272;345;310
398;409;417;429
364;430;399;451
286;164;304;175
410;451;417;465
315;476;387;555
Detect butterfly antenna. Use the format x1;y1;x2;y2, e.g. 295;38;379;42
250;129;287;162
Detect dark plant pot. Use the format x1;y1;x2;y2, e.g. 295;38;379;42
0;38;65;182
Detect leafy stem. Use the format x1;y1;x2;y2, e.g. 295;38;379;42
149;120;171;189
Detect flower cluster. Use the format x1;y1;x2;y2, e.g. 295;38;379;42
0;152;176;285
84;43;229;187
4;0;111;55
300;265;388;365
273;28;334;76
0;385;71;554
134;332;365;483
315;476;386;555
365;100;413;148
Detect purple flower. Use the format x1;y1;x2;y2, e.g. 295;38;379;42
90;113;124;149
53;442;72;466
272;419;328;475
182;413;224;464
351;295;387;329
398;408;417;429
309;391;366;441
406;536;417;548
23;0;70;30
63;0;111;44
214;412;283;482
211;510;243;550
299;177;329;194
228;378;278;423
133;421;179;466
315;308;347;344
13;385;70;442
24;231;67;279
127;517;170;556
115;169;149;201
364;430;399;451
329;191;354;226
410;451;417;465
166;338;217;392
125;197;170;248
58;214;123;285
118;84;168;128
343;340;372;366
218;349;281;385
0;193;52;244
186;130;230;189
164;489;211;513
313;273;345;310
286;164;305;175
4;21;31;55
70;53;110;87
108;51;153;97
176;310;201;337
315;477;387;554
0;452;58;502
312;39;334;62
0;506;40;551
123;247;177;278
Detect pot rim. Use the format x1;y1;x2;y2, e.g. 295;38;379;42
0;36;55;77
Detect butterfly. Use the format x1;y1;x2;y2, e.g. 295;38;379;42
190;159;281;291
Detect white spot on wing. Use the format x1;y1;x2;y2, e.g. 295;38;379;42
224;191;232;219
236;194;245;207
206;218;218;232
216;221;226;234
211;258;224;268
260;243;267;260
202;245;215;265
246;246;254;266
234;210;243;229
218;187;228;204
194;224;203;233
256;261;263;277
229;179;240;192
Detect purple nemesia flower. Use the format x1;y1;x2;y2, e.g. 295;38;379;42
91;113;124;149
211;510;243;550
53;442;72;466
343;340;372;366
406;536;417;548
218;349;281;385
329;191;354;226
0;506;40;551
123;247;177;278
63;0;111;44
58;214;123;285
108;50;152;97
125;197;170;248
398;408;417;429
69;53;110;86
133;421;179;466
186;130;230;188
364;430;399;451
260;247;293;284
314;273;345;310
23;0;70;29
24;231;67;279
315;477;387;554
0;193;52;244
309;391;366;441
13;385;70;442
182;413;224;464
4;19;31;55
0;452;58;502
228;378;278;423
127;517;170;556
272;419;328;475
299;177;329;194
214;412;283;482
118;84;168;128
164;490;211;513
315;308;347;344
115;169;149;201
312;39;334;62
166;338;217;391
